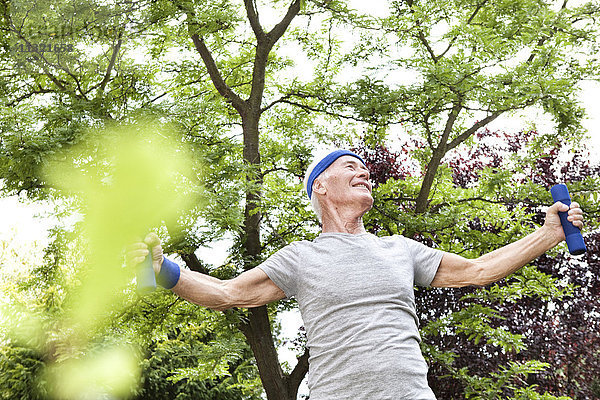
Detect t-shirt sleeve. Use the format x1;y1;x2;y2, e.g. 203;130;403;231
404;237;445;287
257;243;299;299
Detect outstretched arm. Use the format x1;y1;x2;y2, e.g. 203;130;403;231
128;233;286;310
431;201;584;288
172;267;286;311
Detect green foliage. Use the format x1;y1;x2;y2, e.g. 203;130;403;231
130;300;263;400
0;226;263;399
0;346;46;400
458;361;571;400
1;0;599;398
363;127;599;397
462;265;574;305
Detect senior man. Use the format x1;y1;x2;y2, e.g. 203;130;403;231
131;149;584;399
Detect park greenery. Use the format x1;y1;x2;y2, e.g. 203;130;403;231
0;0;599;399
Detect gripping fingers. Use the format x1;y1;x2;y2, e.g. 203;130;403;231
131;250;149;265
567;202;584;228
126;243;149;266
143;233;164;268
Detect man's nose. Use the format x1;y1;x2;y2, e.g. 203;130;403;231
357;167;370;181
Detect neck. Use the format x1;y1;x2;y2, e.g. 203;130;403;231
320;208;367;234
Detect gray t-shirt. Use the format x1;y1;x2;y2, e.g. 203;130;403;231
258;232;444;400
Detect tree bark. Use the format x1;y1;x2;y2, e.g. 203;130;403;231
239;111;292;399
286;349;310;399
414;103;460;213
239;307;290;400
238;2;305;398
414;148;446;214
241;114;262;264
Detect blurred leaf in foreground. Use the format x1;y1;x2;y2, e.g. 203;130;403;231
40;122;200;398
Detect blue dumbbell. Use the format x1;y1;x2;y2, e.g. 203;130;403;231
550;184;586;256
136;251;156;293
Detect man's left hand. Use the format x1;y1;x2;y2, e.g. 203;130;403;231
543;201;584;245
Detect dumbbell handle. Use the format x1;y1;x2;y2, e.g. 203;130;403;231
550;184;586;256
136;251;156;293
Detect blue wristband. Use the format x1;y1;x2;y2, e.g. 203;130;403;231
157;257;180;289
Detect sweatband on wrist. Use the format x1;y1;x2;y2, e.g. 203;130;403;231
157;257;180;289
306;149;365;199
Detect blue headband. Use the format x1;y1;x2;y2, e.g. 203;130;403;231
306;149;366;199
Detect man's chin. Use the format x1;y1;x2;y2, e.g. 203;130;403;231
359;195;374;212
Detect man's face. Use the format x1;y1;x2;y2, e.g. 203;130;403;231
317;155;373;211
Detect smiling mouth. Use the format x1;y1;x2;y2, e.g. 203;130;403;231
352;183;371;192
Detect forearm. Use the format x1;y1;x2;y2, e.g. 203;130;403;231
156;259;283;310
473;226;559;286
169;267;234;311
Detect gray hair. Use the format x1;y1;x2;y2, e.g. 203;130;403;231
304;156;331;223
310;185;323;223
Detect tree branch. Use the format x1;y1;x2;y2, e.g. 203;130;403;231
266;97;387;124
244;0;266;42
429;196;542;213
180;252;212;275
440;102;462;150
286;348;309;397
405;0;438;63
95;35;123;95
7;88;53;107
447;111;501;151
247;0;301;113
266;0;302;45
10;33;73;96
190;34;246;114
526;0;569;63
438;0;489;59
380;196;417;203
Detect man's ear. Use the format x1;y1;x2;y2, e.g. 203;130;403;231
312;177;326;196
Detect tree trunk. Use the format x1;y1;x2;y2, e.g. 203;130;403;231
240;307;291;400
242;114;262;264
413;109;502;214
186;1;307;397
240;109;298;400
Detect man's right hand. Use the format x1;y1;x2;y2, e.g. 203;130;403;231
126;233;164;274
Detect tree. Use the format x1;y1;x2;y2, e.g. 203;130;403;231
282;0;599;210
278;1;600;394
280;0;600;397
0;233;48;400
0;0;325;398
1;0;599;399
